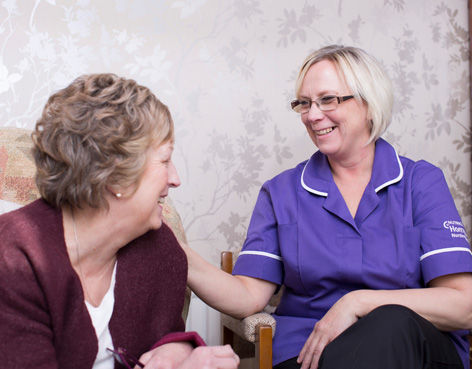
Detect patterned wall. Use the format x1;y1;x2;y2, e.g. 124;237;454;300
0;0;470;344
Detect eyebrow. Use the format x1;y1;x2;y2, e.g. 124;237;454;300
297;90;339;99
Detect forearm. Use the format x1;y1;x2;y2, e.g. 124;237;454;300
350;283;472;331
185;246;275;318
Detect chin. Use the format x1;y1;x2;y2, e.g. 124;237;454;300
151;219;163;230
316;142;341;156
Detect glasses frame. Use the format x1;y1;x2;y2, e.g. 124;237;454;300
291;95;354;113
106;347;145;368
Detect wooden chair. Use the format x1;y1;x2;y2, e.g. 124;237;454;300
0;126;191;320
220;251;277;369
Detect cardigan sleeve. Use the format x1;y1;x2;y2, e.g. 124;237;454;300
151;331;206;349
0;240;59;369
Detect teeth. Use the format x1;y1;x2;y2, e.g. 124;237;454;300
317;127;334;135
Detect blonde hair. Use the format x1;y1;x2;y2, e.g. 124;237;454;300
295;45;393;143
33;73;174;209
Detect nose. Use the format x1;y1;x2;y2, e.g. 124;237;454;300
304;102;325;123
168;161;181;188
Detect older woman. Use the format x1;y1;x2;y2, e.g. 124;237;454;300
183;45;472;369
0;74;239;369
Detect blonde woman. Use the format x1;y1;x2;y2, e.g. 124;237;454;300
183;45;472;369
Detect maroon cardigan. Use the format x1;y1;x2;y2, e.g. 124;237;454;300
0;199;188;369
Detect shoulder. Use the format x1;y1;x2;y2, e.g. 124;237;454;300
0;199;63;257
0;199;60;234
263;159;308;192
399;157;445;187
0;200;72;319
119;224;187;277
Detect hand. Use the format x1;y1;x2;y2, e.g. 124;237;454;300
138;342;193;369
176;345;240;369
297;293;360;369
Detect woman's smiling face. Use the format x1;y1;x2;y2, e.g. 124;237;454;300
125;140;181;232
298;59;371;162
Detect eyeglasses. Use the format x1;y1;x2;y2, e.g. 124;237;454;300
291;95;354;114
107;347;145;368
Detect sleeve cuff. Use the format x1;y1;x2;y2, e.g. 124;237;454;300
151;331;206;349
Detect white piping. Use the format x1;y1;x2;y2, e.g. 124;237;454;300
239;250;283;261
300;160;328;197
420;247;472;261
375;148;403;193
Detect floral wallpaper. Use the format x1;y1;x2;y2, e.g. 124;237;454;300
0;0;470;344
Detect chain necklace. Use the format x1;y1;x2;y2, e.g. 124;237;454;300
71;210;115;307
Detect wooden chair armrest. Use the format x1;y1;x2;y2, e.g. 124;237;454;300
221;312;276;343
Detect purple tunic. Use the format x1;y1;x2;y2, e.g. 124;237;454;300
233;138;472;368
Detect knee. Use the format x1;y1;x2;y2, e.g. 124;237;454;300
369;304;417;321
363;304;425;339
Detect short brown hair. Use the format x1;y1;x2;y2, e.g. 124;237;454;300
32;73;174;209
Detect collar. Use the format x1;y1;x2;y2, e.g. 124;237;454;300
300;138;403;197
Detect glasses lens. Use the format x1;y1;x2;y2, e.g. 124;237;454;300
317;96;337;111
107;348;144;369
291;100;310;113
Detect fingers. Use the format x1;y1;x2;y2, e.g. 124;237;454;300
297;330;314;363
298;327;329;369
178;345;240;369
208;345;240;368
209;344;239;358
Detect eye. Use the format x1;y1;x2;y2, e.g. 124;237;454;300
318;95;336;105
299;100;311;107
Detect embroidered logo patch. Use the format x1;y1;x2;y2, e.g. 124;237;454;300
443;220;468;240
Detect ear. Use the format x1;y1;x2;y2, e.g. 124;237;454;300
106;185;124;199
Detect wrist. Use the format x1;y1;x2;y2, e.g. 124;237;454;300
346;289;372;318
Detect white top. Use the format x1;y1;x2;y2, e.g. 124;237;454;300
86;263;117;369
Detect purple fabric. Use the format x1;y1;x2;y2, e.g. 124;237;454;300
0;199;188;369
233;138;472;368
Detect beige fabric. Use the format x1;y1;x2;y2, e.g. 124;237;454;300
0;127;39;204
221;312;276;343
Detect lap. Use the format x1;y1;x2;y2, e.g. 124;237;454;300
274;305;463;369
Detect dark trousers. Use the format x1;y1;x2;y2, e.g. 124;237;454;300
274;304;464;369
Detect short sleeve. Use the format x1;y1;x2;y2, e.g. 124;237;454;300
412;161;472;284
232;184;284;285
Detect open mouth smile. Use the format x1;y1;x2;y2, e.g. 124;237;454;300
315;127;336;136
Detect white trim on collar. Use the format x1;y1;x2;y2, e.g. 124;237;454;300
374;148;404;193
300;160;328;197
301;145;404;196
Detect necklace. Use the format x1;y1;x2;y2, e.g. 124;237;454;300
71;210;115;307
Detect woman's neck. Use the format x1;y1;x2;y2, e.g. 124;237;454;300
63;206;121;274
63;205;122;307
328;141;376;182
